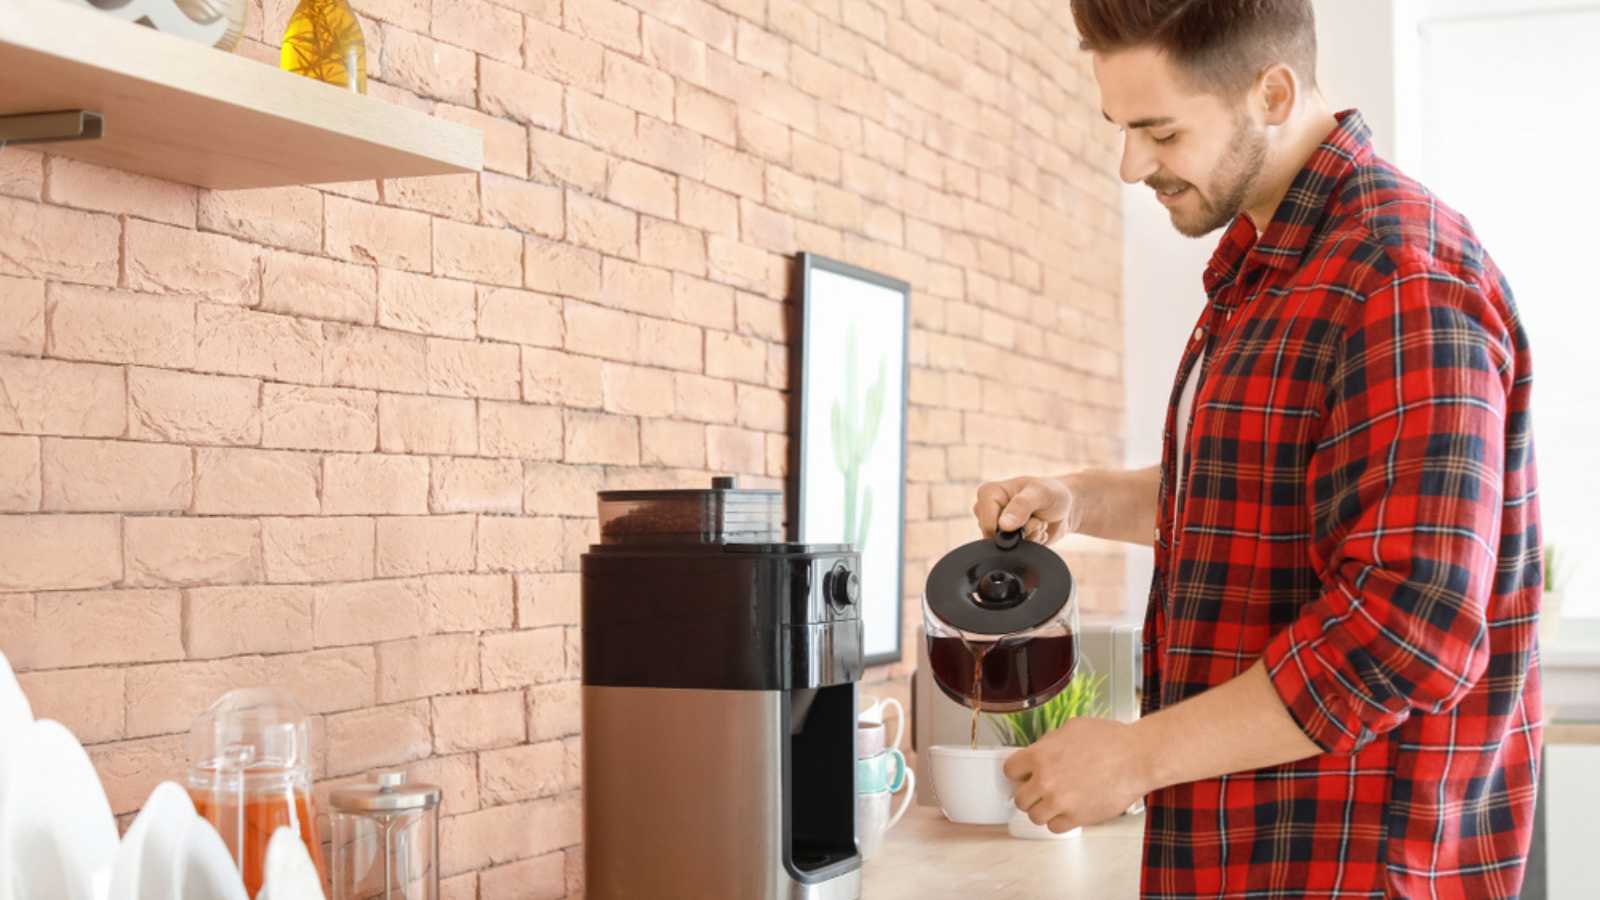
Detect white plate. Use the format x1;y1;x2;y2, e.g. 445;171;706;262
176;816;248;900
107;781;196;900
258;826;324;900
0;719;118;900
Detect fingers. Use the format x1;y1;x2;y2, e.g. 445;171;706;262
1046;814;1081;834
1001;746;1034;784
998;480;1050;532
973;477;1027;537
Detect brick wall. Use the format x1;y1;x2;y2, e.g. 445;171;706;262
0;0;1125;894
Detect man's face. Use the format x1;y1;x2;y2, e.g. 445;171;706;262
1094;47;1269;237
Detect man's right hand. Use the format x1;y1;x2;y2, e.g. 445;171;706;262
972;476;1081;546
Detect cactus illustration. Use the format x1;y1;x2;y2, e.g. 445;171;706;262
831;323;887;551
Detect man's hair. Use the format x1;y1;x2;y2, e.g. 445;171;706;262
1070;0;1318;95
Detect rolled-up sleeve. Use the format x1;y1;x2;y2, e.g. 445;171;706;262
1261;259;1511;755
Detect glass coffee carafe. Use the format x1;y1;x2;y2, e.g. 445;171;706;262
924;528;1078;739
187;688;325;897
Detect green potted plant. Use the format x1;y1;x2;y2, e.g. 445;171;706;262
989;670;1108;840
1540;543;1575;645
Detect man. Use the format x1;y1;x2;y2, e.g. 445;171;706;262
972;1;1543;897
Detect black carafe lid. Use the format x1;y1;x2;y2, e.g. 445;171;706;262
925;529;1073;636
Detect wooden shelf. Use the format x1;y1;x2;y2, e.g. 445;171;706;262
0;0;482;189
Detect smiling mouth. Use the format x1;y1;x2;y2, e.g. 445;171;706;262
1156;185;1189;205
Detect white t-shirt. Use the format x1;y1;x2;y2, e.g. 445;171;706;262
1173;352;1204;519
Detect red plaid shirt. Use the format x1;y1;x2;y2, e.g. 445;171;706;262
1141;111;1543;898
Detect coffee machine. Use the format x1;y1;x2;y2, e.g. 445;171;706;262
582;478;865;900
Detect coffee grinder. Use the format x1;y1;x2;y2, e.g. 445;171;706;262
581;478;865;900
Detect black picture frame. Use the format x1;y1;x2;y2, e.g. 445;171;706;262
790;253;911;668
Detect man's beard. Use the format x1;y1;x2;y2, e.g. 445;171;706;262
1151;114;1268;238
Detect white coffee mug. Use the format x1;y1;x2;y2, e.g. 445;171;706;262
855;769;915;861
927;745;1017;825
857;693;904;753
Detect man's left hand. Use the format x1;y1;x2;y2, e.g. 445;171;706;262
1002;716;1151;833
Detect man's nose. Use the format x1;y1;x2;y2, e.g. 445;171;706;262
1119;136;1157;185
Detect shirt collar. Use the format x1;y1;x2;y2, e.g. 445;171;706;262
1203;109;1375;302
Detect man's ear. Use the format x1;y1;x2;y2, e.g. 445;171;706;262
1257;63;1298;127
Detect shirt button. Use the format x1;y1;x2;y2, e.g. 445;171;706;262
1153;527;1161;542
1193;327;1205;341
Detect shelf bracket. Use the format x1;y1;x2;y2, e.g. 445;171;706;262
0;110;104;146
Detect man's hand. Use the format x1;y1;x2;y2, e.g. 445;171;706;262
1003;717;1151;833
972;476;1080;545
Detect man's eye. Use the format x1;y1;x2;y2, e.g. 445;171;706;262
1152;133;1177;145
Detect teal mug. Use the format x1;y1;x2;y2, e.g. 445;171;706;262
857;748;907;794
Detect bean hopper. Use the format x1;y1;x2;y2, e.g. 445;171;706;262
923;529;1079;714
581;477;865;900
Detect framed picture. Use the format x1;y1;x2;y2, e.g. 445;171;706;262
792;253;911;667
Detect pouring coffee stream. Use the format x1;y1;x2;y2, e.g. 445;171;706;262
923;527;1080;748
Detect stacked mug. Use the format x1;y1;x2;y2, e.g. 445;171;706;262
856;695;915;860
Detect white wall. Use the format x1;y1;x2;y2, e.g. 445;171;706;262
1120;2;1400;611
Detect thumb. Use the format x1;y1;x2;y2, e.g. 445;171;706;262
997;482;1047;531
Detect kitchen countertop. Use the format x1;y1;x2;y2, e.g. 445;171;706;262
862;804;1145;898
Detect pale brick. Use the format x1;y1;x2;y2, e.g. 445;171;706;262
425;573;515;633
566;192;638;258
0;275;44;356
523;236;600;300
327;701;433;777
707;424;765;474
706;330;767;383
633;117;706;180
605;163;675;224
639;418;706;468
125;517;262;587
527;681;580;741
408;752;480;816
377;633;480;702
434;218;523;288
671;273;735;331
323;453;431;514
269;647;377;715
262;384;378;452
740;199;796;253
0;594;33;670
379;270;476;339
604;51;673;119
566;0;639;53
47;285;195;368
563;90;635;154
480;741;566;806
703;141;764;199
707;237;776;292
32;589;181;666
563;410;639;465
427;337;521;399
638;314;703;374
184;584;314;658
515;572;579;629
673;373;737;424
126;368;257;448
564;300;638;363
0;148;43;201
430;457;522;514
323;323;428;393
737;384;787;432
521;347;602;407
521;461;601;518
524;19;603;93
263;517;375;583
529;130;608;193
379;393;478;455
479;401;563;461
377;514;476;577
600;362;674;417
476;849;566;900
0;196;119;287
477;287;562;348
482;629;565;692
766;431;788;477
315;577;428;646
260;249;378;325
440;797;582;879
564;626;580;678
89;735;187;816
41;438;191;513
198;185;322;253
351;0;429;31
193;447;320;515
644;17;708;84
640;217;707;278
0;515;121;592
325;196;433;272
480;60;562;129
600;257;672;317
736;20;788;77
769;0;819;51
432;690;525;754
15;668;124;744
196;305;323;384
481;173;564;239
43;157;192;227
477;516;565;572
125;218;259;305
383;172;480;222
123;656;267;738
0;435;40;511
678;179;738;238
676;82;735;145
380;24;477;105
432;0;521;62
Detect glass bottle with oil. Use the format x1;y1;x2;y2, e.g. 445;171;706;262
280;0;367;94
